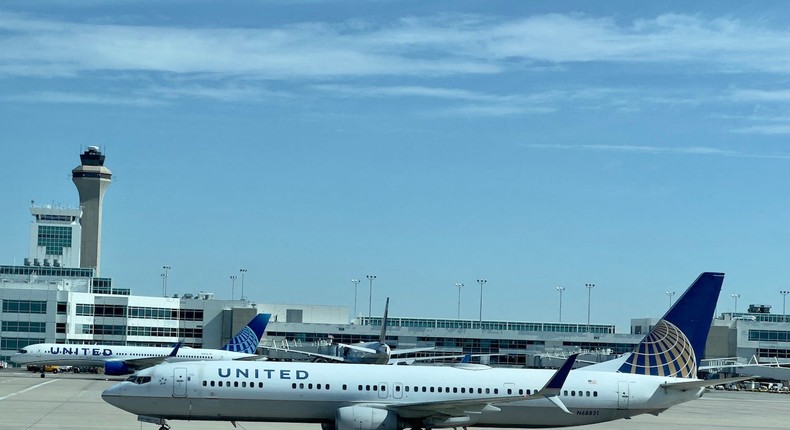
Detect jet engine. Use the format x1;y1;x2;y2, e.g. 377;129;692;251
103;361;133;375
335;405;399;430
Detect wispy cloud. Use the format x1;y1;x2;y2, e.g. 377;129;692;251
1;91;164;106
522;143;790;160
3;11;790;81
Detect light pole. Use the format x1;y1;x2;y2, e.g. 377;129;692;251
162;265;171;297
781;291;789;323
239;268;247;301
367;275;376;319
230;275;237;300
585;283;595;333
731;293;740;315
666;291;676;309
351;279;360;318
477;279;487;329
454;283;464;319
556;286;565;322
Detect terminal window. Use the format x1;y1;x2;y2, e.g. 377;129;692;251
37;225;72;255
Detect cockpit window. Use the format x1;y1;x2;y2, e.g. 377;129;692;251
17;349;27;353
125;376;152;385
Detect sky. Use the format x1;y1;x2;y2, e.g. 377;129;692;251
2;0;790;332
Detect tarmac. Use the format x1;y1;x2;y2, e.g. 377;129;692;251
0;368;786;430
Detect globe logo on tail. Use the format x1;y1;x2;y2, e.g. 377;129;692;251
223;326;259;354
618;320;697;378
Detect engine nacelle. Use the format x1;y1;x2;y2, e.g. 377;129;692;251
103;361;132;375
335;405;399;430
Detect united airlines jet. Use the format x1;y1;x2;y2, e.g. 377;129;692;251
103;273;747;430
12;313;270;376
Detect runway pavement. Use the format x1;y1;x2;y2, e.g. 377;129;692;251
0;368;785;430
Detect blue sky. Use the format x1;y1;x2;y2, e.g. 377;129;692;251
2;1;790;331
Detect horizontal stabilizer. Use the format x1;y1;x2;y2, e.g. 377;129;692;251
660;376;753;391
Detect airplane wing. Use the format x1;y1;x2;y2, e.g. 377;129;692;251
264;346;347;362
112;343;185;369
388;347;436;356
391;354;578;420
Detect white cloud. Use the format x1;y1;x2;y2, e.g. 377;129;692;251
3;11;790;81
523;143;790;160
0;91;164;106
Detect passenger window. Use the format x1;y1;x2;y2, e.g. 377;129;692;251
242;382;247;388
494;389;498;394
292;383;297;389
396;386;401;392
430;387;435;393
343;384;348;390
586;391;590;397
438;387;443;393
299;383;304;389
485;388;490;394
563;390;568;396
210;381;215;387
317;384;321;390
326;384;330;390
259;382;263;388
308;384;313;389
507;388;512;394
453;387;458;393
461;388;466;393
477;388;482;394
234;382;239;388
203;381;207;387
593;391;598;397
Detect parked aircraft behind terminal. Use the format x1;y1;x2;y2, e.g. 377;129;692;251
269;298;434;364
11;313;270;376
103;273;749;430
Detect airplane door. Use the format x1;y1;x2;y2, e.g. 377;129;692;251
173;367;188;398
377;383;388;399
617;381;629;409
393;383;403;399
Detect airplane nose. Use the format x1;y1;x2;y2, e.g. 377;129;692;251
101;384;123;407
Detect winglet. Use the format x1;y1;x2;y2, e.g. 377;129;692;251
534;353;578;397
527;353;577;414
222;313;271;354
167;342;182;357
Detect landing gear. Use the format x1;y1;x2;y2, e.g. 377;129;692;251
40;372;45;378
157;424;170;430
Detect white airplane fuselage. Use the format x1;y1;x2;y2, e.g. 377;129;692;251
11;343;253;367
102;360;703;428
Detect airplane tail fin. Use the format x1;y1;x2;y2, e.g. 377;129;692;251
379;297;390;345
221;313;271;354
616;272;724;378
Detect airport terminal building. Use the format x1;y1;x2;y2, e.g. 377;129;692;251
3;148;790;369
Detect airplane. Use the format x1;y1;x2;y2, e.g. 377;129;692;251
267;298;454;365
102;272;751;430
11;313;271;376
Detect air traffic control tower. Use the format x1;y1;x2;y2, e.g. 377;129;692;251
72;146;112;276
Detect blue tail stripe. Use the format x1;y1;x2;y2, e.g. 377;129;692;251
659;272;724;366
